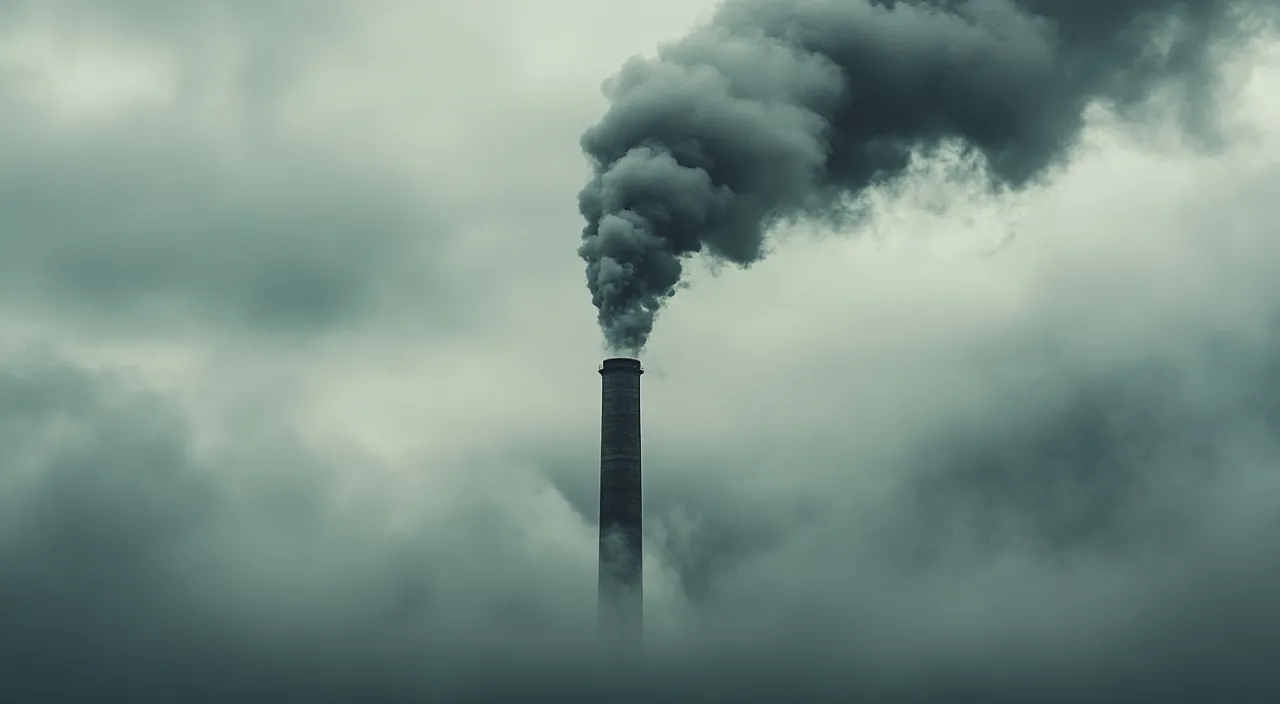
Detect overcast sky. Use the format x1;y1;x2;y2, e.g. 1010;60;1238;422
1;1;1279;702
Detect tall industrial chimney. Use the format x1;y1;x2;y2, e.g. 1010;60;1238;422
598;357;643;639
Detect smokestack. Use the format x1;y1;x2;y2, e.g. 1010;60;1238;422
598;357;643;639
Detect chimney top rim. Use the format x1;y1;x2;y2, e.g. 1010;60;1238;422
600;357;643;374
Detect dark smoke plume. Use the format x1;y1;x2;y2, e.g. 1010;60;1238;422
578;0;1273;352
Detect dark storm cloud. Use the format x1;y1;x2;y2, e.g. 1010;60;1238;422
0;1;435;333
579;0;1278;351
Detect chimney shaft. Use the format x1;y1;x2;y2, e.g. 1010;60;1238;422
598;357;643;638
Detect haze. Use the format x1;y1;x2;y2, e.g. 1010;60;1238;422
1;1;1279;701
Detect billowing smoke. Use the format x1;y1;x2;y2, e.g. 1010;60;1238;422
578;0;1274;352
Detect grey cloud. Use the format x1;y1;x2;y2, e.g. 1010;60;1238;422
0;0;346;50
7;259;1280;701
579;0;1278;352
0;0;348;104
5;347;1280;702
0;114;426;332
0;354;602;702
0;3;437;335
659;338;1280;701
3;1;1280;702
487;335;1280;700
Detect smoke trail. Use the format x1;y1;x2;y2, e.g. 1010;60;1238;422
578;0;1274;352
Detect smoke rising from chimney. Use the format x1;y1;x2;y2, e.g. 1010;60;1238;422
577;0;1274;352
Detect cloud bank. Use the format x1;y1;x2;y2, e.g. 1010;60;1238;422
0;0;1279;702
0;0;433;334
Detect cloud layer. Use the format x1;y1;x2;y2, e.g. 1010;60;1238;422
1;1;1279;702
0;0;434;334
